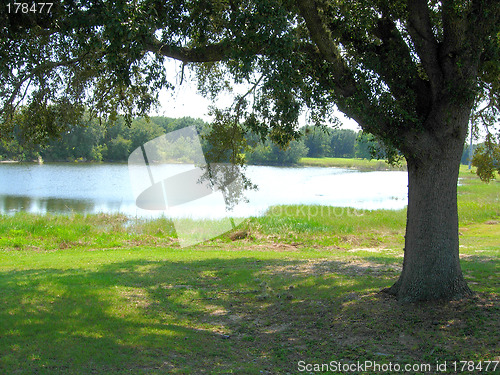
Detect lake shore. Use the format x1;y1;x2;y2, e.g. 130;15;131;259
3;156;474;173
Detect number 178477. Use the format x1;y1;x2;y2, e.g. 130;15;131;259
7;2;53;14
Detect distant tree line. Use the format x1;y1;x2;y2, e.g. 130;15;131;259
0;115;477;166
244;126;385;165
0;116;207;163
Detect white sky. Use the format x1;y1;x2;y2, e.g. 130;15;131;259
153;60;498;141
153;59;361;131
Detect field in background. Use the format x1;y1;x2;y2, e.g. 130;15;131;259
0;166;498;374
298;157;407;171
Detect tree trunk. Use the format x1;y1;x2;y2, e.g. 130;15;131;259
385;130;473;302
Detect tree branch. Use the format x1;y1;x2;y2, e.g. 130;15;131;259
144;39;239;63
2;53;101;114
294;0;350;80
407;0;443;98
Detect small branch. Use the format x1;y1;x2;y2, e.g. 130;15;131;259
232;74;264;115
12;77;33;112
179;62;186;85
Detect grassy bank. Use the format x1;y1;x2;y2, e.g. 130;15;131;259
298;157;407;171
0;169;498;374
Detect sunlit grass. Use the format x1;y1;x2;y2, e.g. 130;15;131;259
458;166;500;225
299;157;406;170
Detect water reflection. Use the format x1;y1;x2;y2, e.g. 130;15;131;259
0;195;96;213
0;163;409;218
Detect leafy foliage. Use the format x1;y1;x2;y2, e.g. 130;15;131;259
245;137;308;165
1;0;498;155
472;135;500;182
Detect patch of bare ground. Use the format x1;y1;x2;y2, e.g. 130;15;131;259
340;234;363;247
260;258;402;277
120;288;151;308
219;241;304;252
459;254;498;262
329;293;500;361
126;236;175;247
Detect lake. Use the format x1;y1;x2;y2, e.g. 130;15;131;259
0;163;408;218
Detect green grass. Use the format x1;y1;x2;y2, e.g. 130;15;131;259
299;157;407;171
0;168;498;374
459;166;500;225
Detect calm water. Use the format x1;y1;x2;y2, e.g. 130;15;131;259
0;163;408;218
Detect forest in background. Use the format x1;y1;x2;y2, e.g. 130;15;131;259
0;115;475;166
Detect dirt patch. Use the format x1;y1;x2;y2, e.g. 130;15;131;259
259;258;401;278
339;235;363;246
347;247;385;253
120;288;150;308
228;242;303;252
229;230;250;241
460;254;498;262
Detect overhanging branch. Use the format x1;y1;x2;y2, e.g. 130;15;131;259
144;39;235;63
2;52;102;115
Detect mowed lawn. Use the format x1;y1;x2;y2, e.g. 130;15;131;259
0;166;498;374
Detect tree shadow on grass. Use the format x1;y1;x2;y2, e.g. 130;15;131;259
0;255;497;374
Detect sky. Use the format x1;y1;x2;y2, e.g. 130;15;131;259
152;60;497;141
153;59;361;131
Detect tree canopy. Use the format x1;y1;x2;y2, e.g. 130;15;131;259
2;1;497;146
1;0;499;302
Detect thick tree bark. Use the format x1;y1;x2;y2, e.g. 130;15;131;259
385;112;474;302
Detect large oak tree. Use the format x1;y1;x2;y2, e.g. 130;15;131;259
1;0;499;302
